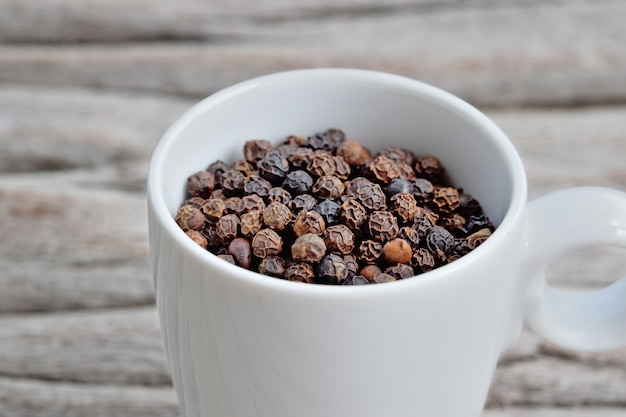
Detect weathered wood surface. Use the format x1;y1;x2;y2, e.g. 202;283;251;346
1;0;625;416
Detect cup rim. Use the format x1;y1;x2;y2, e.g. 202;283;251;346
148;68;528;296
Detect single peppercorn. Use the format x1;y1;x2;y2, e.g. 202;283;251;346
231;160;255;176
267;187;292;205
288;147;315;170
228;237;252;268
466;228;492;249
307;154;337;178
378;146;415;166
237;194;266;214
426;226;455;262
354;181;387;211
263;202;292;231
291;233;327;263
290;194;317;214
432;187;461;214
223;197;241;214
307;128;346;152
461;214;493;236
360;264;382;281
206;160;228;185
317;253;349;284
336;139;372;166
217;254;236;265
315;199;341;225
201;198;226;221
397;226;420;248
387;178;413;197
343;254;359;278
413;178;435;204
284;262;316;283
257;150;290;184
244;174;272;197
258;256;287;278
186;230;208;248
385;263;415;280
340;199;368;230
358;240;383;263
323;224;355;255
411;248;436;273
312;175;345;200
382;238;413;265
221;169;246;197
368;155;400;184
372;273;396;284
283;170;314;195
342;275;370;285
244;139;274;164
175;205;206;231
293;210;326;236
415;156;445;182
240;210;264;238
187;171;216;198
251;228;283;258
390;192;418;223
216;214;240;243
368;211;399;242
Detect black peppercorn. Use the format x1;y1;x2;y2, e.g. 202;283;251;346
284;262;316;283
187;171;216;198
257;150;290;184
315;199;341;225
323;224;355;255
290;194;317;214
317;253;349;284
244;174;272;197
368;211;399;242
293;210;326;237
251;228;283;258
291;233;327;263
258;256;287;278
216;214;240;243
263;202;292;231
283;170;314;195
175;205;205;231
244;139;274;164
312;175;345;200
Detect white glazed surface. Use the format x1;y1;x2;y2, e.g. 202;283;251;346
148;69;531;417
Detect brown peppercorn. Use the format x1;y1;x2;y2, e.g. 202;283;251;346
291;233;327;263
221;169;246;197
186;171;215;198
372;273;396;284
307;128;346;152
368;211;399;242
343;254;359;278
183;196;207;208
216;214;240;243
358;239;383;263
244;174;272;197
186;230;208;248
415;156;445;182
397;226;420;248
175;205;205;231
337;139;373;166
288;147;315;169
258;256;287;278
244;139;274;164
284;262;316;283
368;155;400;184
342;275;370;285
267;187;292;205
293;210;326;237
290;194;317;214
323;224;355;255
354;181;387;211
317;253;349;284
466;228;492;249
201;198;226;221
251;228;283;258
231;160;255;176
345;177;373;198
378;146;415;166
240;210;264;238
385;263;415;279
312;175;345;200
206;160;228;185
307;154;337;178
217;254;236;264
223;197;241;214
228;237;252;268
340;199;368;230
237;194;266;214
263;202;292;231
360;264;382;281
433;187;461;214
411;248;436;273
382;238;413;265
442;213;467;234
200;223;220;249
390;192;418;223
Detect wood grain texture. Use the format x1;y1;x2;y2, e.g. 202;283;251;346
1;0;625;107
1;0;625;415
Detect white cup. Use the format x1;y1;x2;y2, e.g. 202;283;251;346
147;68;626;417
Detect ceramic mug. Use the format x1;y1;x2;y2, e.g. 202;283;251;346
147;69;626;417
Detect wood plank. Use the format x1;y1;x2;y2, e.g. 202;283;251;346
0;170;156;313
0;307;170;385
0;307;624;407
1;0;625;107
0;377;179;417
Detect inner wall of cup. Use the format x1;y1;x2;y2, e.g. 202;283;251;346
159;72;518;228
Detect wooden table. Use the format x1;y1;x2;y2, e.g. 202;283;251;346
1;1;625;415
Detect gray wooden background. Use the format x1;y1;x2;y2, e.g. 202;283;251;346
1;0;625;416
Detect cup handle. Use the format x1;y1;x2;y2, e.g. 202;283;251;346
524;187;626;352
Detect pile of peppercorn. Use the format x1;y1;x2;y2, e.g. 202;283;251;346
174;129;495;285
